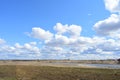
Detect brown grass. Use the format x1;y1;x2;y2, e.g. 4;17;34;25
0;65;120;80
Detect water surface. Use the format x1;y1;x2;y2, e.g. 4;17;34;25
80;63;120;69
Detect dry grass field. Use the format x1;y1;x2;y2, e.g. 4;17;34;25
0;65;120;80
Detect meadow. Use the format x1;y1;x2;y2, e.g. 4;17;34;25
0;65;120;80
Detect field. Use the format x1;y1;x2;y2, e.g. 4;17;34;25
0;65;120;80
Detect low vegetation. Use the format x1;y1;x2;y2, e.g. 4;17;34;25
0;65;120;80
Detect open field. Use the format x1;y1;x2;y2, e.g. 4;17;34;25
0;59;119;65
0;65;120;80
0;60;120;80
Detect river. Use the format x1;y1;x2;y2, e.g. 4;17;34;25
78;63;120;69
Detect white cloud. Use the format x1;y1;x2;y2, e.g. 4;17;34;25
1;21;120;59
53;47;63;51
15;43;22;48
110;32;120;39
1;33;120;60
28;27;53;40
51;24;120;56
23;43;40;54
0;38;5;44
54;23;68;34
94;0;120;39
98;39;120;51
0;42;41;56
29;42;37;46
96;48;114;54
104;0;120;13
68;25;82;38
45;31;120;56
54;23;82;38
55;34;70;45
45;34;70;47
94;14;120;35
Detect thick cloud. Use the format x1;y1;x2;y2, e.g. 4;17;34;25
94;0;120;36
94;14;120;35
104;0;120;13
28;27;53;40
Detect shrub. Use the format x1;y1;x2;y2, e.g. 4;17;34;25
117;58;120;64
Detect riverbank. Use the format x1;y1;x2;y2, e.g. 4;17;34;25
0;60;119;69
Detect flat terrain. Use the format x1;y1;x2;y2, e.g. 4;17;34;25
0;59;118;65
0;60;120;80
0;60;119;68
0;60;96;68
0;65;120;80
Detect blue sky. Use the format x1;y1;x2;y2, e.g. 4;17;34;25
0;0;120;60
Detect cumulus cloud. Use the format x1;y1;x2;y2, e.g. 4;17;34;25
68;24;82;37
104;0;120;13
54;23;82;38
45;29;120;56
94;14;120;35
0;42;41;56
94;0;120;36
28;22;120;59
54;23;68;34
1;22;120;59
93;0;120;39
28;27;53;40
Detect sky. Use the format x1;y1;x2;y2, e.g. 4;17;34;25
0;0;120;60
